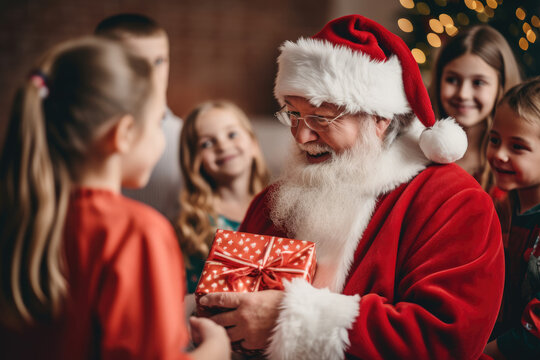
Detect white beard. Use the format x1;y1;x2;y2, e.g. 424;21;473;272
269;121;383;291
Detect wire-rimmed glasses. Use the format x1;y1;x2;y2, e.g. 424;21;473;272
274;106;345;132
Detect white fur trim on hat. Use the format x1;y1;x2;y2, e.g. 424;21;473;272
419;118;467;164
274;38;410;119
265;278;360;360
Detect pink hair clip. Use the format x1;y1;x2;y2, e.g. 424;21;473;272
29;71;49;99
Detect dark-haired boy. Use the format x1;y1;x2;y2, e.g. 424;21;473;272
96;13;182;222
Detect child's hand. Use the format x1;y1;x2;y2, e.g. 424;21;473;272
190;316;227;345
189;316;231;360
200;290;284;350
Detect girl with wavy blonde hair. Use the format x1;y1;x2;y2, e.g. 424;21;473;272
177;100;269;292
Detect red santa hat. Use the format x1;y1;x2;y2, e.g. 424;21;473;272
274;14;466;164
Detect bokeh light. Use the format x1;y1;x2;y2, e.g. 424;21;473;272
516;8;526;21
519;37;529;51
486;0;497;9
526;30;536;43
398;18;414;33
464;0;476;10
417;2;430;15
398;0;538;75
439;14;454;27
457;13;470;26
411;48;426;64
446;25;458;36
429;19;444;33
477;12;489;22
400;0;415;9
474;1;485;13
427;33;442;47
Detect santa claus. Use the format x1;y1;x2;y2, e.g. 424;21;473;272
199;15;504;359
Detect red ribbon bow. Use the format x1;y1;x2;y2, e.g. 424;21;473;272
207;236;314;292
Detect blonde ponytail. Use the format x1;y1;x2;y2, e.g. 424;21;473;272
0;80;69;328
0;37;153;328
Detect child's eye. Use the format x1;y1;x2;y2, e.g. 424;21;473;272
512;143;528;151
228;131;238;139
154;57;167;67
488;136;500;146
200;140;213;149
444;76;459;85
473;79;486;87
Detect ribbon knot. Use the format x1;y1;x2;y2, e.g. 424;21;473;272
206;236;314;292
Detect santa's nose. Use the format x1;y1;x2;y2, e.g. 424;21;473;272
292;119;318;144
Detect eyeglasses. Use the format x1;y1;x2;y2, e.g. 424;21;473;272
274;106;345;132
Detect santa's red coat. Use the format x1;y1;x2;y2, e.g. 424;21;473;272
240;163;504;360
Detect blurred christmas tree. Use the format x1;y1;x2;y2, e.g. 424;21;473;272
396;0;539;79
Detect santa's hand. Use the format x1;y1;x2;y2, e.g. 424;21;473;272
199;290;284;350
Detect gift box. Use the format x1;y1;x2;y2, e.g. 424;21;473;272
195;229;316;313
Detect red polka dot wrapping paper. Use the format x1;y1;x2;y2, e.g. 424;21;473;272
195;229;316;315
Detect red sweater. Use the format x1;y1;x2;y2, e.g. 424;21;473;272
1;188;191;360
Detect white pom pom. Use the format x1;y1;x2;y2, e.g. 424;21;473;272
419;118;467;164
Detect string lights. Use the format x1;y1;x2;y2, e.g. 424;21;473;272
397;0;538;76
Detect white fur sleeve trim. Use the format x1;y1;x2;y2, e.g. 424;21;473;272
266;278;360;360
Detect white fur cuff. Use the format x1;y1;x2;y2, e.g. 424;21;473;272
274;38;410;119
266;278;360;360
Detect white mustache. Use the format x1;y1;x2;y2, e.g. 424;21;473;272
297;142;333;154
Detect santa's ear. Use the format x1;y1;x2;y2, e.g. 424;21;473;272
374;115;392;139
104;114;137;154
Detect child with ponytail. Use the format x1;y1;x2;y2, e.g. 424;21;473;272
0;37;229;360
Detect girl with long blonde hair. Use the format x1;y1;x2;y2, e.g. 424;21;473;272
0;37;229;360
177;100;269;293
